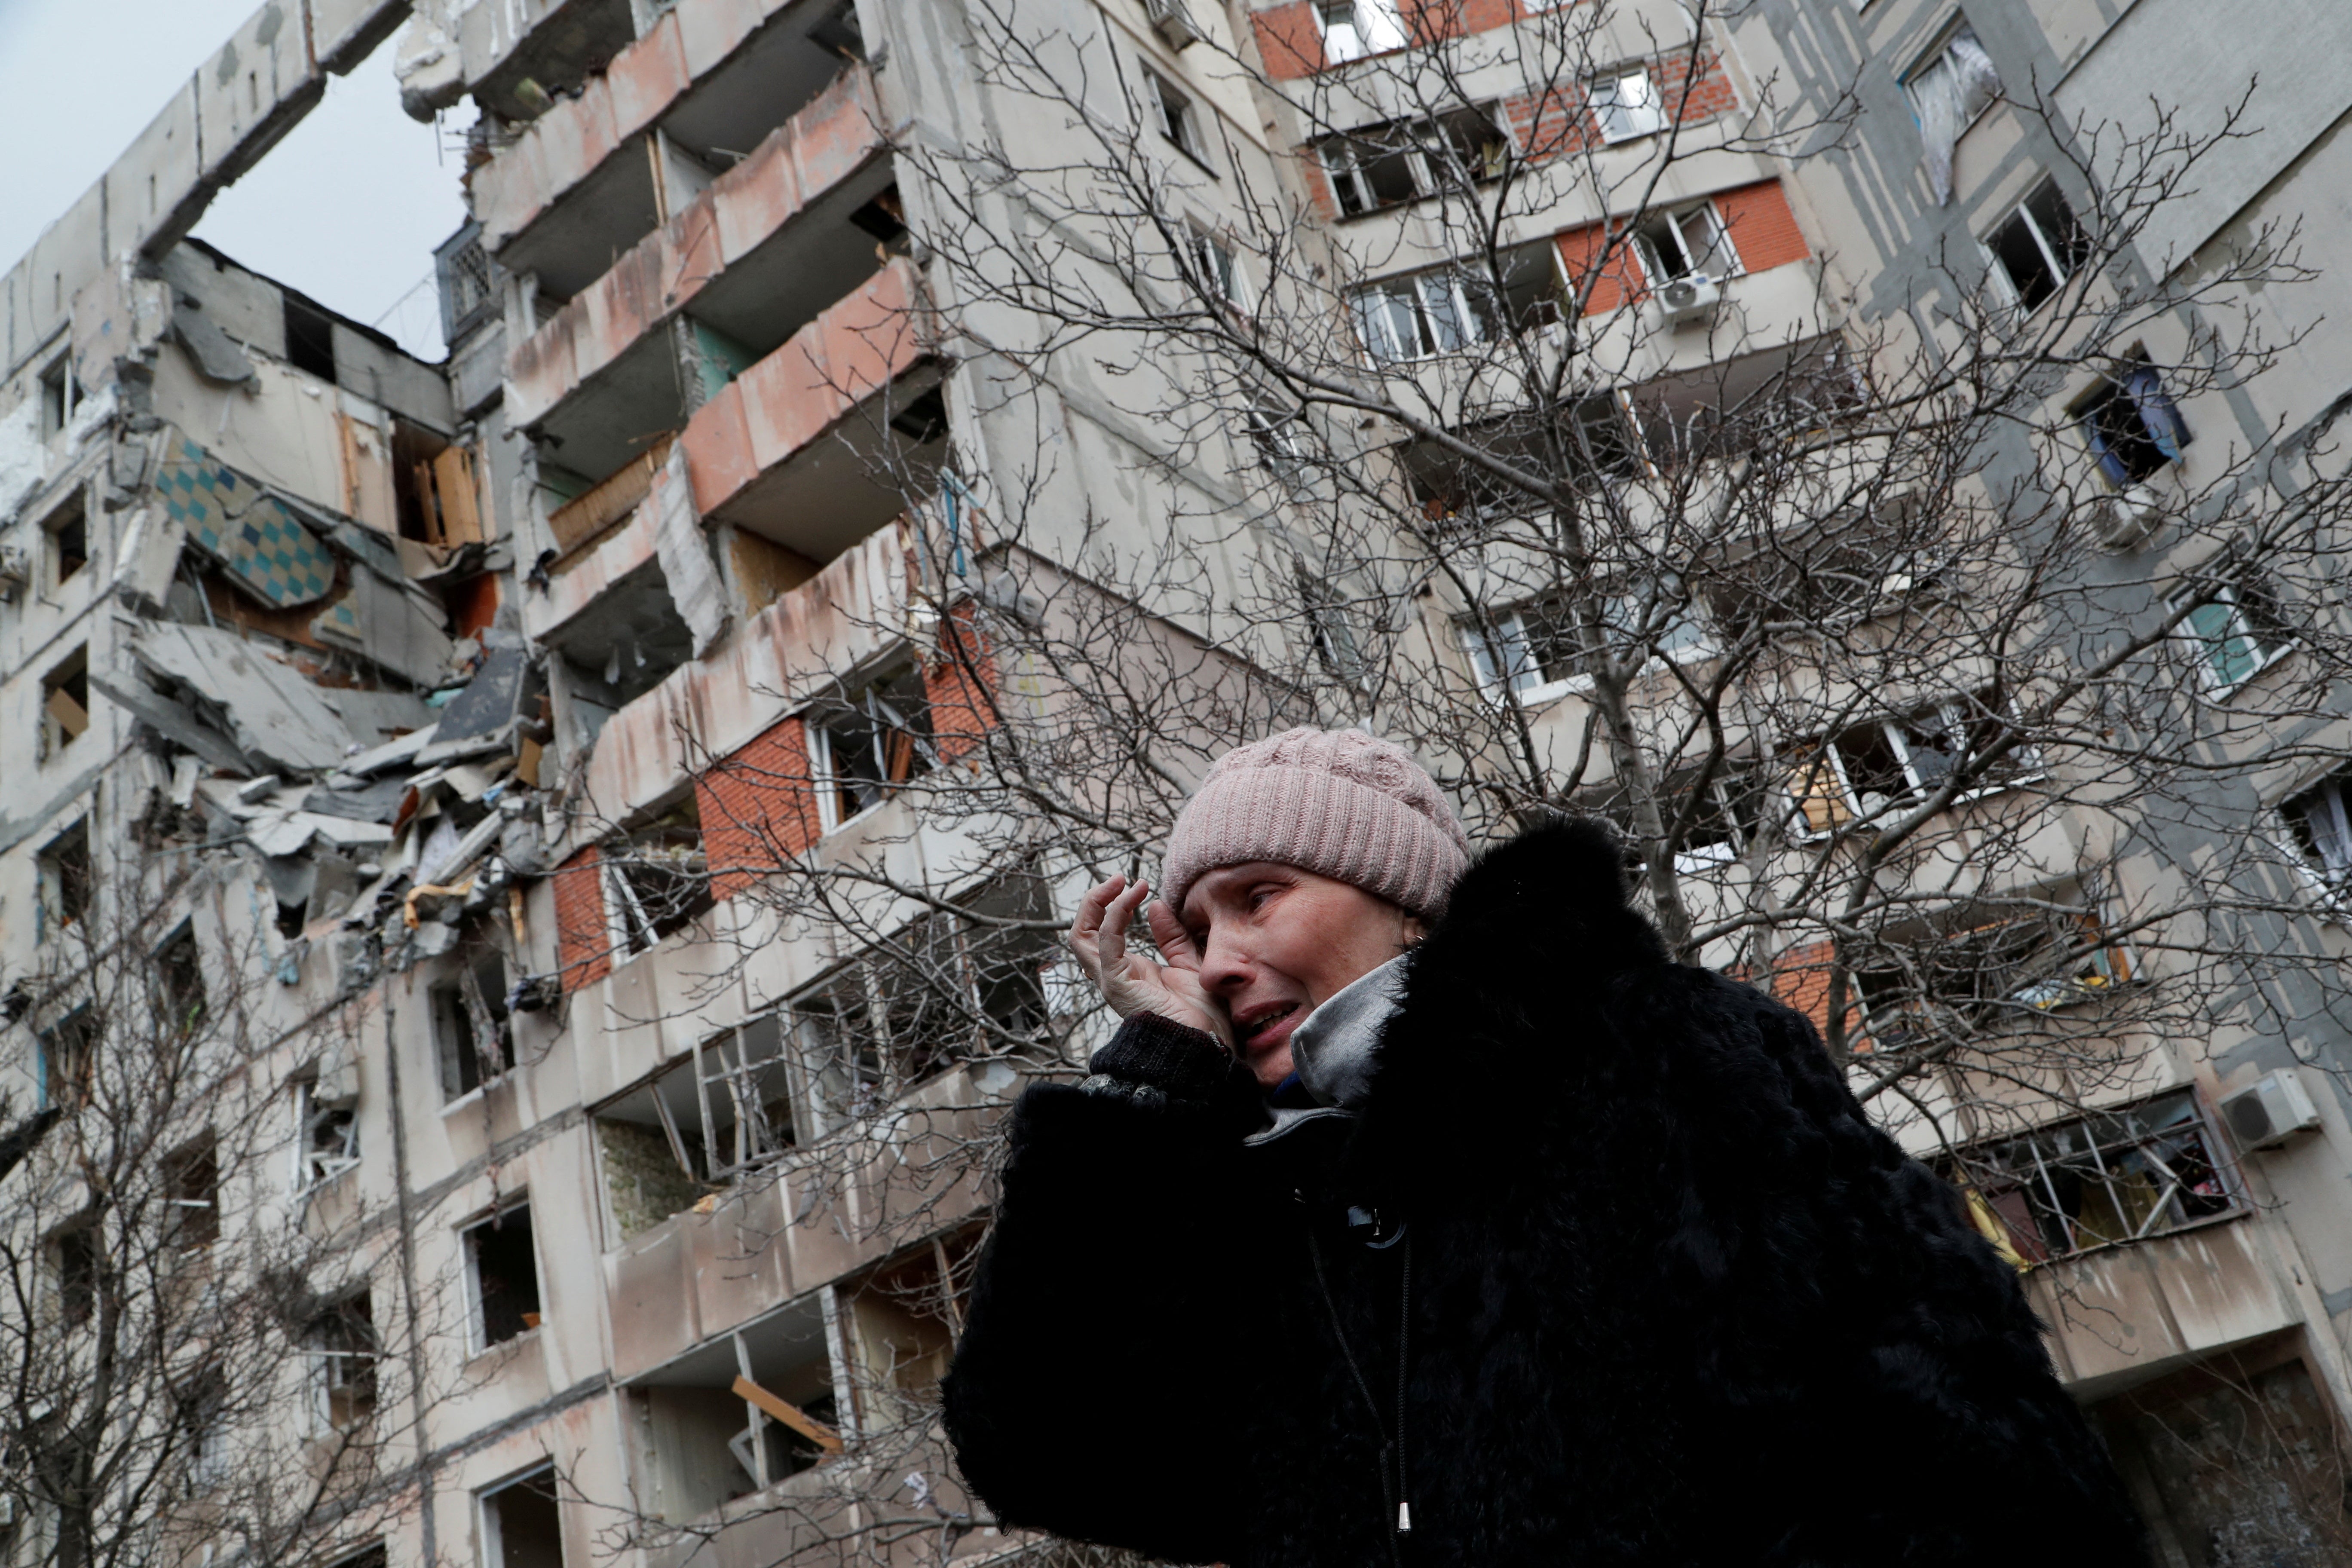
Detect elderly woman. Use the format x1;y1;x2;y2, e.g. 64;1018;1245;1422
943;729;2142;1567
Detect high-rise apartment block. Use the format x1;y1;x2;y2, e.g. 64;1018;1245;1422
4;1;2351;1564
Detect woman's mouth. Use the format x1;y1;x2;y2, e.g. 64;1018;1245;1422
1236;1002;1302;1052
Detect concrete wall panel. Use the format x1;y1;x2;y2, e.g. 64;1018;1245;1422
196;2;321;184
608;15;690;143
606;1226;701;1379
25;185;106;355
104;89;202;261
677;0;764;80
306;0;410;75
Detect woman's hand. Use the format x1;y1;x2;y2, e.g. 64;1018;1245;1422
1068;875;1233;1049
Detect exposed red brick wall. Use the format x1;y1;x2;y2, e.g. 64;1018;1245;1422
1714;178;1810;273
925;603;1000;765
695;714;825;902
1253;2;1325;79
553;845;613;992
1502;48;1737;162
1556;221;1648;315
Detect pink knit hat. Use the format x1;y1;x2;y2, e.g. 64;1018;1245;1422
1161;728;1472;919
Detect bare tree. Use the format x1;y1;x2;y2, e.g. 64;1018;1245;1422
0;776;464;1568
533;0;2352;1560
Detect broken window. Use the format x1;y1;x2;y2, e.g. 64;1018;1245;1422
1315;0;1405;63
464;1202;543;1352
812;666;937;830
39;353;79;439
1855;901;2133;1051
625;1296;839;1520
1400;399;1628;526
52;1222;97;1327
1984;178;2089;311
295;1078;360;1189
1183;227;1248;315
37;817;93;937
1903;21;2000;205
1246;405;1308;490
1319;106;1508;215
1300;572;1366;686
2172;573;2290;695
596;1015;799;1237
606;801;714;953
1635;201;1741;283
391;422;484;549
38;1008;96;1111
283;294;339;381
1462;577;1703;701
1947;1089;2233;1264
1590;68;1666;143
154;925;206;1035
2080;360;2189;487
2282;768;2352;899
43;489;86;587
40;645;90;760
792;876;1057;1128
1144;70;1207;165
164;1134;219;1251
432;949;515;1099
1351;267;1485;364
306;1292;377;1433
1784;689;2034;830
480;1466;564;1568
175;1372;229;1492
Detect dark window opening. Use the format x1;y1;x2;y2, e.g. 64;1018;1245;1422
175;1372;228;1492
608;802;714;955
808;0;866;61
1145;70;1205;163
308;1293;378;1432
888;385;949;444
54;1224;98;1326
848;1234;978;1406
2283;769;2352;893
41;646;90;760
300;1080;360;1187
596;1014;801;1237
482;1467;564;1568
432;948;515;1099
390;421;480;548
848;184;907;247
283;295;339;381
1945;1089;2230;1265
1986;178;2089;312
165;1135;219;1251
38;818;94;934
156;926;207;1034
40;1009;96;1111
2080;361;2188;486
43;490;86;586
1320;105;1506;216
814;666;937;828
466;1203;542;1350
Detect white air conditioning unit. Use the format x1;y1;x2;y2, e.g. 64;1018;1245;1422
2220;1069;2320;1151
2095;483;2168;549
1145;0;1206;49
1657;273;1721;326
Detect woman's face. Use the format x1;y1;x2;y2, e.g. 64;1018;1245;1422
1179;862;1423;1087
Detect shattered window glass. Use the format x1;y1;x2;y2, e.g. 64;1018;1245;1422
814;667;937;830
1946;1090;2235;1264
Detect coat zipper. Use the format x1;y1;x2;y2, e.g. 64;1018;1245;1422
1394;1229;1413;1536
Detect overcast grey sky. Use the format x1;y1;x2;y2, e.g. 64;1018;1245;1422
0;0;469;359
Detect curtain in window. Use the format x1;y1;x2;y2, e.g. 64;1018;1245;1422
1914;28;2000;206
2125;366;2190;461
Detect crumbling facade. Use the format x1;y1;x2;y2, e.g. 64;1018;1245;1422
5;1;2352;1566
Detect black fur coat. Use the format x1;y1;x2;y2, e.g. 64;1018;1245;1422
943;821;2145;1566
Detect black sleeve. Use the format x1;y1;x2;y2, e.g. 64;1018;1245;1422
943;1014;1262;1564
1657;977;2147;1567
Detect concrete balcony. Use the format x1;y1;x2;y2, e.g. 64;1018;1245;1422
473;0;860;301
679;256;943;565
505;64;891;487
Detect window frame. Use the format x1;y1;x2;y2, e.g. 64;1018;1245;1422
1982;177;2088;313
1314;0;1406;65
1785;691;2039;836
304;1292;377;1436
1142;67;1213;171
1351;267;1488;364
809;663;939;833
2171;576;2290;698
1460;576;1707;707
2280;768;2352;909
1589;67;1666;144
1634;200;1743;284
40;644;91;762
461;1200;542;1355
294;1078;360;1191
38;352;79;440
1182;224;1250;316
1899;18;1997;129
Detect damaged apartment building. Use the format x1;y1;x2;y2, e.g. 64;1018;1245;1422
6;0;2352;1567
